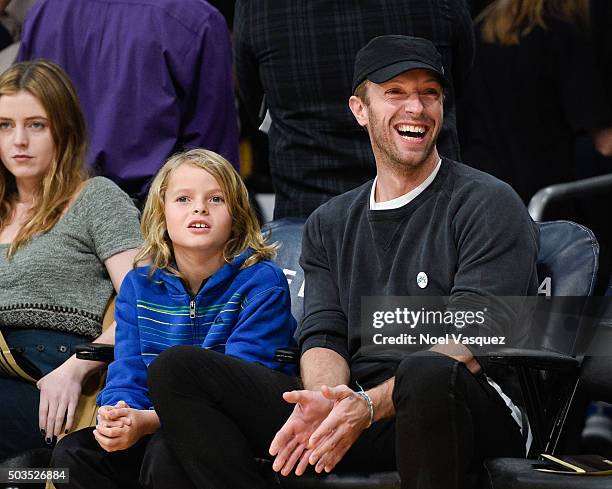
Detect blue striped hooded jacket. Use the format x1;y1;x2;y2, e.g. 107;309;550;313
98;249;297;409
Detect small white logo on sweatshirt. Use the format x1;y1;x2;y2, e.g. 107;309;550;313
417;272;428;289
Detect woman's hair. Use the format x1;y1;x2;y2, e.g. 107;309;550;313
0;60;88;257
477;0;590;46
135;148;277;277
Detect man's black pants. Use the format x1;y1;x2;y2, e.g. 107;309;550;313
144;346;525;489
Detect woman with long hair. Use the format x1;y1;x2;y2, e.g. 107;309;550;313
458;0;611;202
477;0;590;45
0;60;141;458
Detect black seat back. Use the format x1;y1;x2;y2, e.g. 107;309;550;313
535;221;599;355
536;221;598;297
264;218;306;324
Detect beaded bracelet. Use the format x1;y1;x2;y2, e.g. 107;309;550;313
355;381;374;428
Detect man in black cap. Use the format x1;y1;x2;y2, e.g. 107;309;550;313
147;35;539;489
234;0;474;220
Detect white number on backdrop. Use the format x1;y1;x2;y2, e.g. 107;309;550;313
283;268;305;298
538;277;551;297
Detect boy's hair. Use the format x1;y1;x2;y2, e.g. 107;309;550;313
135;148;277;277
0;60;88;257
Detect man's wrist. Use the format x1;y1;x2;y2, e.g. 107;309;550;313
354;382;374;428
364;377;396;421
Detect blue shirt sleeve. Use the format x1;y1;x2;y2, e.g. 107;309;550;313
224;282;297;376
97;274;152;410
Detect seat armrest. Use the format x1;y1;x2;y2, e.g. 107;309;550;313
75;343;114;363
487;348;579;371
273;347;581;370
275;347;299;365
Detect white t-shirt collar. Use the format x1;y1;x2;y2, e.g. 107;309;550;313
369;159;442;210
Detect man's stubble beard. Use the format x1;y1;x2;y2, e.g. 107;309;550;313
367;109;438;177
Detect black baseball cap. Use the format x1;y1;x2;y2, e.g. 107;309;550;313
352;35;448;93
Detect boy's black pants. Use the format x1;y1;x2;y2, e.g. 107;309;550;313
51;427;194;489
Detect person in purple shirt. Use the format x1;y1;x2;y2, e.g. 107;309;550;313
17;0;240;204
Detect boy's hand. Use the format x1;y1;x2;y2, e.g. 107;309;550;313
97;400;131;427
94;401;160;452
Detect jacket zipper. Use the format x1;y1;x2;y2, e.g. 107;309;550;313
189;299;196;319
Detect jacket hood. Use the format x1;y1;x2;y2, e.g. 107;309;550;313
141;248;255;297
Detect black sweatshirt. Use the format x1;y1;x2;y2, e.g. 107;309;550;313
298;159;540;388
